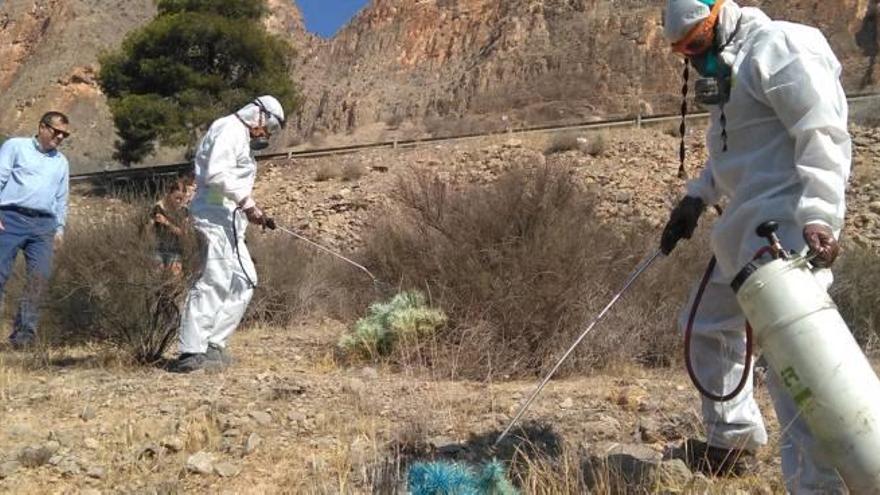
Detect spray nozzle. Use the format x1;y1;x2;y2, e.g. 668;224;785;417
756;221;789;260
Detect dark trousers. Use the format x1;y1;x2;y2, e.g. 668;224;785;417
0;209;56;340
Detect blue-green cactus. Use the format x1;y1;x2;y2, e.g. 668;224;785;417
407;460;518;495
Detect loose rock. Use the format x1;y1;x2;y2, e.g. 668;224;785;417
160;436;184;453
86;466;106;479
80;405;97;421
185;451;214;475
213;461;240;478
0;461;21;479
245;432;261;455
249;411;273;426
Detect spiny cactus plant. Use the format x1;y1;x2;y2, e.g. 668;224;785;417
407;460;518;495
339;290;447;358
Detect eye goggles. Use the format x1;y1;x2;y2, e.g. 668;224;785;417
671;0;725;57
253;99;286;132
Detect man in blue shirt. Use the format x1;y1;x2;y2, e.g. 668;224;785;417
0;111;70;349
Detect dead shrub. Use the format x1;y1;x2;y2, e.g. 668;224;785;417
243;232;373;327
314;162;340;182
384;112;405;130
361;164;700;379
661;122;681;138
342;162;367;182
583;132;607;157
544;132;582;155
423;115;503;138
832;245;880;352
286;133;304;147
308;131;327;148
46;209;200;364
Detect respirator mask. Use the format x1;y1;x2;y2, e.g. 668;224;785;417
692;52;732;106
249;135;270;151
670;0;739;107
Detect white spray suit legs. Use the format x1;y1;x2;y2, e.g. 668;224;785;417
680;265;846;493
179;214;255;354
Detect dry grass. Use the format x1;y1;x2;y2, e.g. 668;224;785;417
46;208;199;364
583;131;608;157
360;164;704;379
832;244;880;351
313;162;340;182
544;131;582;155
342;161;367;182
244;233;362;327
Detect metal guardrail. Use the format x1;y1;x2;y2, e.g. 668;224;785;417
70;92;880;184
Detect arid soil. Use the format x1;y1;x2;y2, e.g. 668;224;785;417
1;321;794;494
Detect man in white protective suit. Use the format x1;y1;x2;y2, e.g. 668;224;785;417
170;96;285;373
661;0;851;492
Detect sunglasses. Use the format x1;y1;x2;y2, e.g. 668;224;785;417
671;0;725;57
42;122;71;139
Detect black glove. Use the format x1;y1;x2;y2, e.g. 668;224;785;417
661;196;705;255
803;223;839;268
263;217;277;231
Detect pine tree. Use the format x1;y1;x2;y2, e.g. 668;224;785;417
99;0;297;165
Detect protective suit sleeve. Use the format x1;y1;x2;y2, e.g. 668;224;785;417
758;37;850;230
201;127;250;204
685;159;722;206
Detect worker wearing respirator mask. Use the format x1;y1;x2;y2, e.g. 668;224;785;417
661;0;851;492
170;96;285;373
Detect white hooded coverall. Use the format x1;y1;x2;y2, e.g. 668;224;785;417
179;97;283;355
667;1;852;493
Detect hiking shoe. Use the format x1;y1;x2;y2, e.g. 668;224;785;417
682;439;757;477
168;353;219;373
206;343;234;367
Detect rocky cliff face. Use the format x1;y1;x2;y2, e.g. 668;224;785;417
295;0;880;137
1;0;877;171
0;0;310;172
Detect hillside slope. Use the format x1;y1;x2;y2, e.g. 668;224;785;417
295;0;880;138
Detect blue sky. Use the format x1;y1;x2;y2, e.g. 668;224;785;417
295;0;370;38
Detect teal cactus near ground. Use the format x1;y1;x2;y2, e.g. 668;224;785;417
407;460;518;495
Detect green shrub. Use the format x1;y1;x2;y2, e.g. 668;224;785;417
99;0;298;164
339;291;447;359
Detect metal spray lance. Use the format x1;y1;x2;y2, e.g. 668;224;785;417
494;249;664;446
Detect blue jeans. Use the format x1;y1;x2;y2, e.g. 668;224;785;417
0;209;56;341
